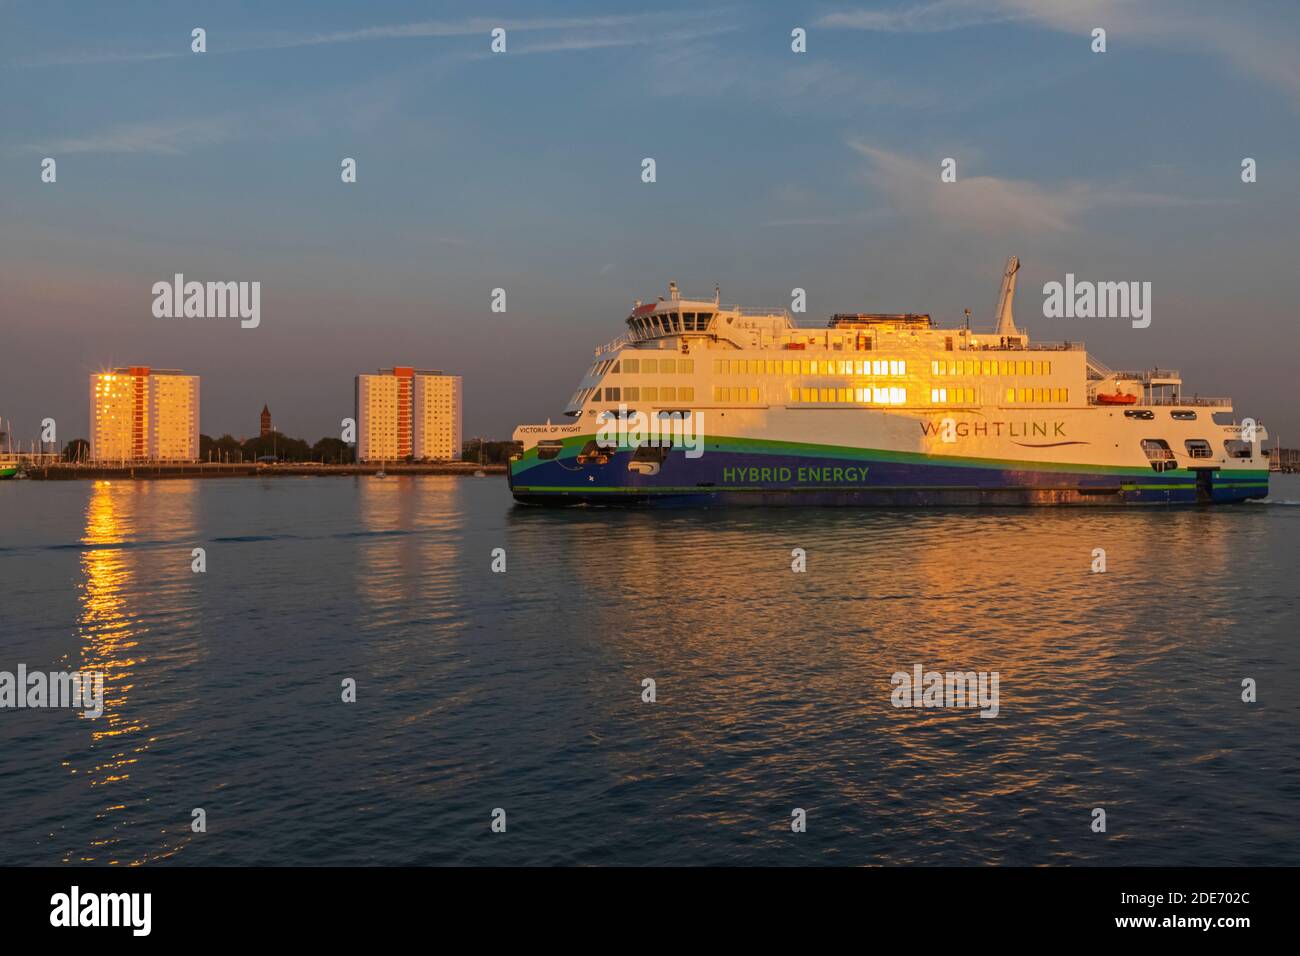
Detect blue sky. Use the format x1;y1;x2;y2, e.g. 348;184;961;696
2;0;1298;444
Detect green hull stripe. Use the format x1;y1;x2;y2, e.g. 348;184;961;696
515;433;1269;480
514;484;1263;494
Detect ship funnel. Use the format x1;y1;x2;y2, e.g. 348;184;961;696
993;255;1020;338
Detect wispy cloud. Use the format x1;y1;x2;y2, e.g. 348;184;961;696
643;41;941;110
820;0;1300;107
14;11;736;67
819;0;1022;33
849;141;1227;235
15;54;452;155
26;117;244;155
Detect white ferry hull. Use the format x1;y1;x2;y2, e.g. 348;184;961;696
509;408;1268;507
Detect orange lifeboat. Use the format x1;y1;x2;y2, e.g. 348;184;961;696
1096;391;1138;406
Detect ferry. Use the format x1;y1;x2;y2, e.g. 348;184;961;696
509;258;1269;506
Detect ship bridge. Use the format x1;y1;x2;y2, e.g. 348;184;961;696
597;282;792;356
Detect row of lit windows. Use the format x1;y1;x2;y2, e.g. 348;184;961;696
791;386;908;405
715;359;907;376
1006;388;1069;403
709;385;1071;406
591;384;1077;407
933;359;1053;376
713;387;763;403
616;358;694;374
600;386;696;402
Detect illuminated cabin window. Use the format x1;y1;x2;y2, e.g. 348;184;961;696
623;387;639;401
933;358;1051;377
622;359;640;373
679;387;694;401
659;359;676;373
713;386;761;403
1005;387;1068;404
931;387;975;403
717;357;907;377
793;386;905;404
642;386;658;401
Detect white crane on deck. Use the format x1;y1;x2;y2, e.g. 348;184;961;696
993;255;1020;339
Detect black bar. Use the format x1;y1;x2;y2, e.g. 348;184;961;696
1;866;1281;941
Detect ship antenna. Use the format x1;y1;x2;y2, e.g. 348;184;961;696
993;255;1020;337
714;284;720;304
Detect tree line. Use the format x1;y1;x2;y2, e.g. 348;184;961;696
60;436;522;464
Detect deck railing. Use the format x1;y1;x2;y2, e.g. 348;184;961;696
594;333;635;356
1107;368;1181;381
1145;395;1232;407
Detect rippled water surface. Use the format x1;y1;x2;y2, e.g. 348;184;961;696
1;475;1298;866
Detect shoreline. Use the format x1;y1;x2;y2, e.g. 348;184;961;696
14;462;506;480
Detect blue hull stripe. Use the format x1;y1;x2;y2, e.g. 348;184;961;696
510;448;1267;506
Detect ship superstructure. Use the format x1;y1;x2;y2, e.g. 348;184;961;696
509;260;1268;506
